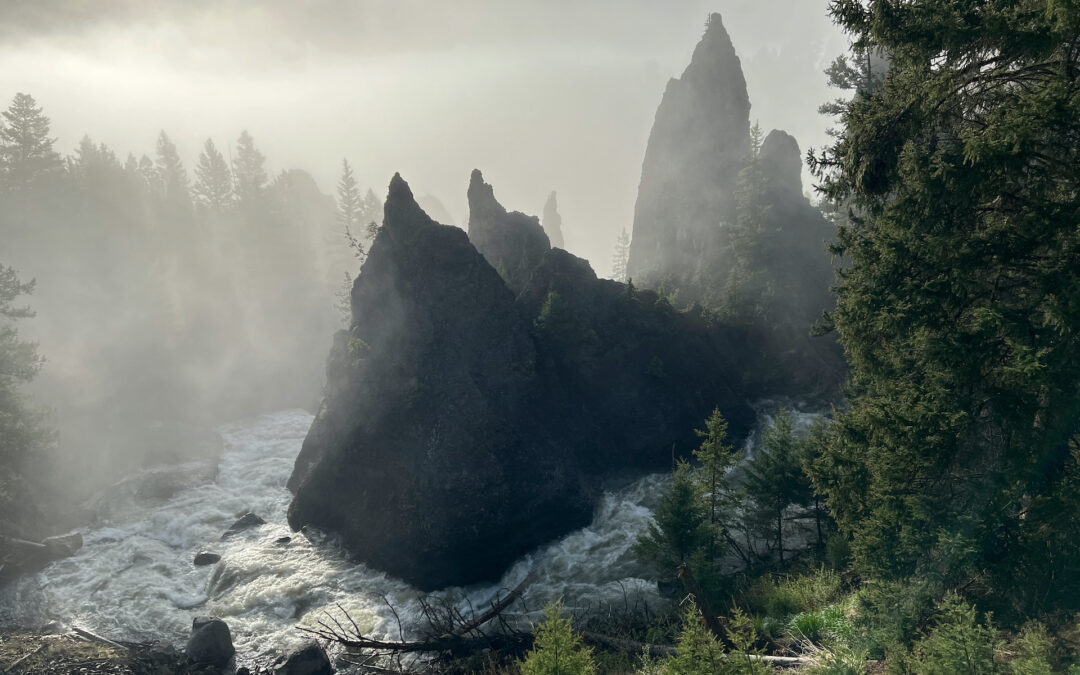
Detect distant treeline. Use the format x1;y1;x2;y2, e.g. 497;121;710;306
0;91;379;504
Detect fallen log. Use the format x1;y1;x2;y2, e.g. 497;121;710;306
447;571;535;638
71;627;129;652
581;632;811;668
2;643;45;673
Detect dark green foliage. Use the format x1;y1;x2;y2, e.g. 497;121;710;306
519;601;596;675
693;408;739;559
809;0;1080;616
634;460;708;573
743;409;812;563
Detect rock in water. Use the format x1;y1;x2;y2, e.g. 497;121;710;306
41;532;83;559
628;12;750;290
288;173;754;590
273;641;333;675
193;552;221;566
221;512;265;539
467;169;551;293
186;616;234;668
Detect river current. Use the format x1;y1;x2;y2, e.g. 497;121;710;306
1;409;669;662
1;404;819;664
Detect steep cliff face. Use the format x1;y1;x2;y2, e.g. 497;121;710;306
288;173;756;590
467;169;551;293
627;13;750;289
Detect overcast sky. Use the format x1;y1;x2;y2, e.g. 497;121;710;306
0;1;848;275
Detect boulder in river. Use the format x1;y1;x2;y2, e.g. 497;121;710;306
193;552;221;566
221;513;265;539
186;616;234;668
273;641;334;675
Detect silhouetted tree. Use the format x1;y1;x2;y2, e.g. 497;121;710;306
0;93;61;191
232;130;267;206
193;138;232;211
611;228;630;282
155;130;191;211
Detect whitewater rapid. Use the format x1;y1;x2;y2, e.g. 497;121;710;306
0;409;670;662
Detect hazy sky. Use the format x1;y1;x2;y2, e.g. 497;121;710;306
0;1;847;276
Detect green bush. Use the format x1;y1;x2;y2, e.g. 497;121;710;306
886;593;997;674
744;568;843;620
520;601;596;675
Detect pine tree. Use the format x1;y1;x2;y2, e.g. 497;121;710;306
0;264;49;468
193;138;232;210
0;93;61;191
336;159;363;232
634;460;708;572
693;408;738;559
362;188;382;241
519;601;596;675
808;0;1080;611
743;409;810;564
722;122;768;321
232;130;267;206
611;228;630;282
155;131;191;211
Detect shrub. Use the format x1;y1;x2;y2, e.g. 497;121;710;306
520;601;596;675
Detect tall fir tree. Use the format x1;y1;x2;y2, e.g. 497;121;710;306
154;131;191;212
193;138;232;211
743;409;811;564
231;130;267;207
808;0;1080;614
0;93;61;192
611;228;630;282
336;158;363;232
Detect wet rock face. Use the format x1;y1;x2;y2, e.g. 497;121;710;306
467;169;551;293
628;12;750;290
287;173;755;591
187;616;234;668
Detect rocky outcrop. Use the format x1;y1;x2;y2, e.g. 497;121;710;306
0;532;83;581
467;169;551;293
541;191;564;249
273;641;334;675
627;13;843;395
627;12;750;290
287;173;755;590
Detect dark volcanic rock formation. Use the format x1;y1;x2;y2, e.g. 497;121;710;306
288;173;755;590
627;13;750;289
467;169;551;292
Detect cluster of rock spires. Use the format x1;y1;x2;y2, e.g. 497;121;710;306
287;12;842;590
628;13;842;391
287;171;755;590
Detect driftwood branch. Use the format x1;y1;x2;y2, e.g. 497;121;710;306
71;627;129;652
3;644;45;673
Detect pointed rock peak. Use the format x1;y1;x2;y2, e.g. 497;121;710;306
682;13;744;85
761;129;803;193
383;172;435;234
467;168;507;221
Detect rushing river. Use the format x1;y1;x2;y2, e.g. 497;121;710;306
0;409;670;663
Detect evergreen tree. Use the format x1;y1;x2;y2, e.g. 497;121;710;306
231;130;267;206
336;158;363;232
808;0;1080;613
722;122;769;321
154;130;191;211
693;408;739;559
519;601;596;675
0;264;49;469
611;228;630;282
634;460;708;572
362;188;382;241
743;409;810;564
193;138;232;211
0;93;61;191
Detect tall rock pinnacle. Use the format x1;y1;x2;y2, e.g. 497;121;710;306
627;13;750;288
